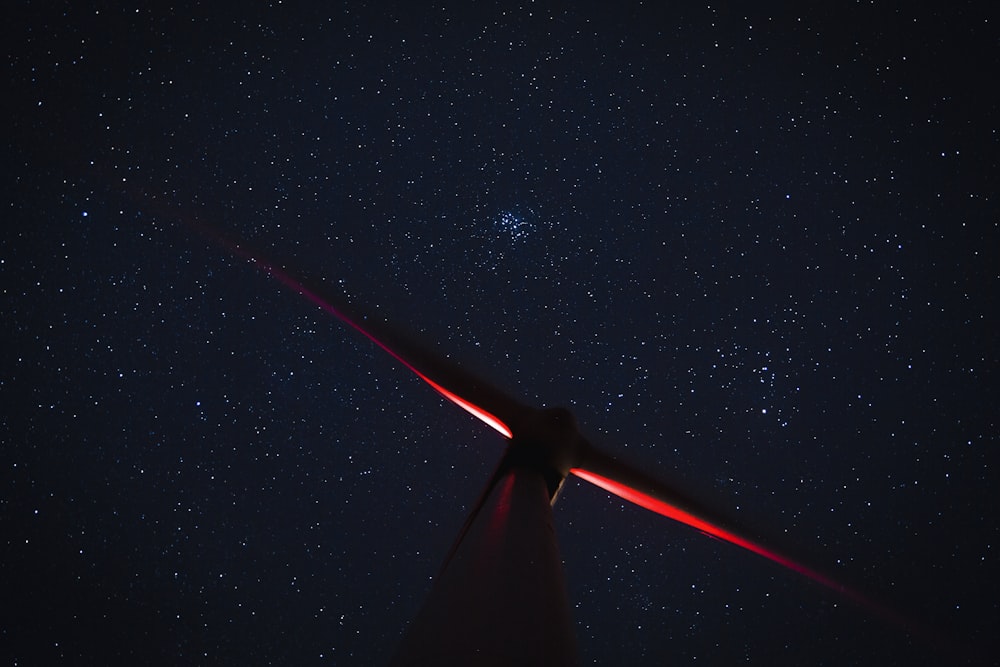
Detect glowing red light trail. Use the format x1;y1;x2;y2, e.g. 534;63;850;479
569;468;842;589
226;241;514;439
568;465;919;634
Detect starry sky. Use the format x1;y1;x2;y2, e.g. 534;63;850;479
3;2;998;665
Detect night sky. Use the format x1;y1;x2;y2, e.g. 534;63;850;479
3;2;998;665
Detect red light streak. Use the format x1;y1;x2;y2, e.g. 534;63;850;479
570;466;921;634
570;467;850;595
418;376;514;439
227;243;514;439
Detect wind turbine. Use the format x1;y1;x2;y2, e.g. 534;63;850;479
217;236;894;666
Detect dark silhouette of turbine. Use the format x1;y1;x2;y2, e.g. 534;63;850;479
214;237;900;666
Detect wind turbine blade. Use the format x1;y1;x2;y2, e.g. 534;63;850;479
221;238;521;438
341;316;517;440
569;445;856;601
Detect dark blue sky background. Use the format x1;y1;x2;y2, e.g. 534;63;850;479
3;2;997;664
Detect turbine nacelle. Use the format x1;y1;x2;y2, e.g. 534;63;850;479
507;405;585;490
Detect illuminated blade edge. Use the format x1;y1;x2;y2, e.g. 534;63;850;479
417;374;514;439
235;246;514;438
570;467;851;597
570;465;919;634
